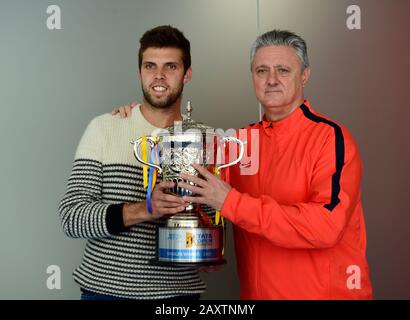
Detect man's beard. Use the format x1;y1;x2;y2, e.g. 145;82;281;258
142;84;184;109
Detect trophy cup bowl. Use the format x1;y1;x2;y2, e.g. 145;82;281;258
131;102;244;267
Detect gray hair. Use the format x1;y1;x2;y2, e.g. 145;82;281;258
250;30;310;71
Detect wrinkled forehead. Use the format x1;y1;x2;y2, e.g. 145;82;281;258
252;45;302;69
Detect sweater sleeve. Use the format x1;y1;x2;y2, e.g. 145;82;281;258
58;117;127;239
221;127;362;249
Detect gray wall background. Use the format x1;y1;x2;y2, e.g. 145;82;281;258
0;0;409;299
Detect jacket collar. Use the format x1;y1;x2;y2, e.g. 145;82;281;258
261;100;311;136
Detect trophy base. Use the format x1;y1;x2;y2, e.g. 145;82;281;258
149;258;227;268
152;225;225;267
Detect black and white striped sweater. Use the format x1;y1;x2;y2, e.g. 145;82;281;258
58;106;209;299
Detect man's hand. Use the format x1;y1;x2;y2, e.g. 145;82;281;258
111;102;138;118
150;181;189;217
178;164;231;211
123;181;188;226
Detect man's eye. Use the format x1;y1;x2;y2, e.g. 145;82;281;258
167;64;177;70
278;68;289;74
144;64;154;69
257;69;267;74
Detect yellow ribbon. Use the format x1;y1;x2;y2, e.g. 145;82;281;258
152;141;158;188
213;166;225;257
213;167;222;226
142;135;148;189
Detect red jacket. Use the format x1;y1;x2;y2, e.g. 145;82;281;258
222;101;373;299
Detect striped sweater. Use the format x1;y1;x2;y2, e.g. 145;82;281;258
58;106;209;299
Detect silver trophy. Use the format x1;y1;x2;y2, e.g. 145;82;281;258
131;101;244;266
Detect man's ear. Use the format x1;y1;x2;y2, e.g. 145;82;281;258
302;67;311;86
183;67;192;84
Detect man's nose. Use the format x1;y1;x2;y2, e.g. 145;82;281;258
154;67;166;80
267;70;278;85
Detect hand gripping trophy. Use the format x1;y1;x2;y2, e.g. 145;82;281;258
131;101;244;266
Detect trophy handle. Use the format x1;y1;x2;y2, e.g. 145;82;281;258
217;137;245;171
131;137;163;174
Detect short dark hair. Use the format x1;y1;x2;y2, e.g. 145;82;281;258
138;25;191;72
